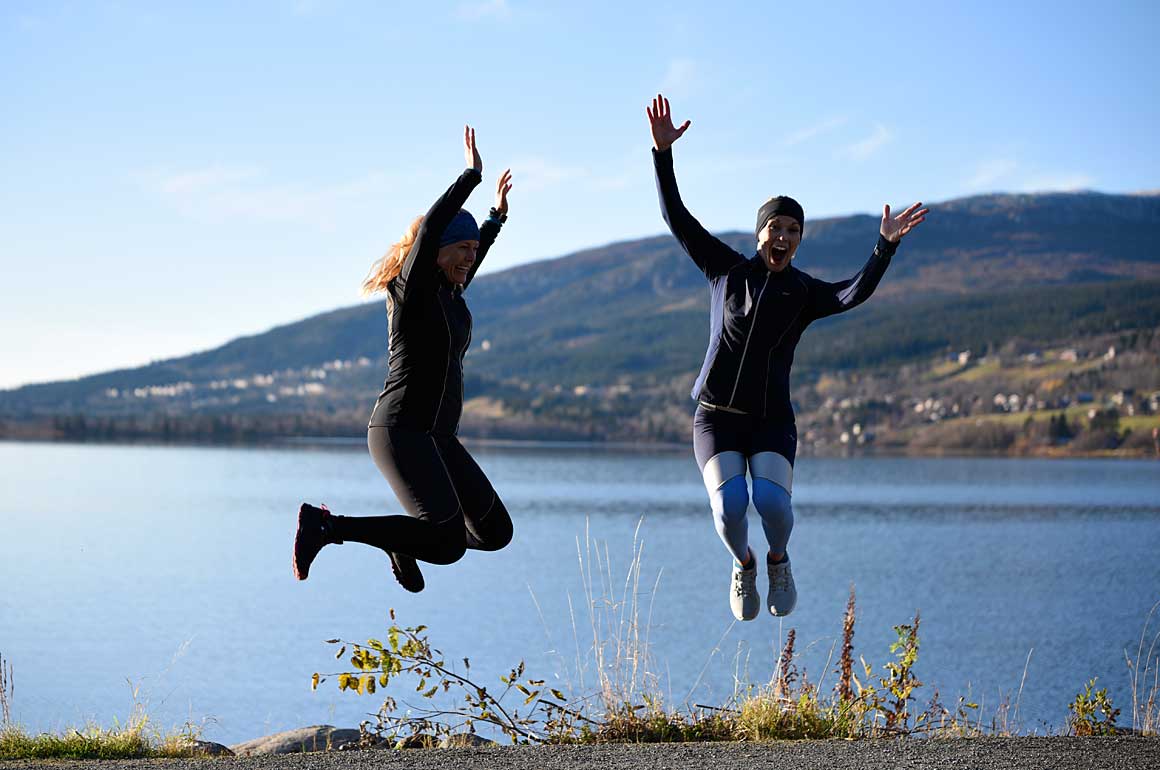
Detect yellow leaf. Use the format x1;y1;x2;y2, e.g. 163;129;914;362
311;673;320;691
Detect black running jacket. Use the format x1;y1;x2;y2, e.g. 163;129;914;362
369;168;499;434
654;147;897;421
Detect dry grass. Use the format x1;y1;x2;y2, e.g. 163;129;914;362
0;650;206;760
1126;601;1160;736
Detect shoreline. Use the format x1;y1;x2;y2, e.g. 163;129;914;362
0;433;1155;460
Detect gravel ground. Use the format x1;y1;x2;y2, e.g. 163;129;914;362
3;738;1160;770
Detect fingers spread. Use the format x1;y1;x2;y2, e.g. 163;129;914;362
896;201;922;219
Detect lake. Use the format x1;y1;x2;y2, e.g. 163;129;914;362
1;440;1158;743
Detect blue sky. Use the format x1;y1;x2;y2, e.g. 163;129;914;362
2;0;1157;389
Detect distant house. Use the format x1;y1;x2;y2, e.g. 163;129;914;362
1061;349;1079;362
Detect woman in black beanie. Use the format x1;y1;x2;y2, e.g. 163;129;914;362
647;93;926;622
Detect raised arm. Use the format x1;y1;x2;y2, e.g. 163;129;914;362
399;126;484;296
463;168;512;290
806;202;928;320
648;94;743;279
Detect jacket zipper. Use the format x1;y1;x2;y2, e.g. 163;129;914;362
727;272;770;408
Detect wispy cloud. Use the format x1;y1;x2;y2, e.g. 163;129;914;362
838;123;892;161
14;14;44;31
783;116;848;147
507;155;637;194
1016;172;1095;193
158;165;262;195
660;58;699;98
508;156;588;193
141;165;389;230
455;0;511;21
291;0;338;16
967;158;1018;189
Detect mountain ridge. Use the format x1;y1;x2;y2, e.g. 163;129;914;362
2;188;1158;453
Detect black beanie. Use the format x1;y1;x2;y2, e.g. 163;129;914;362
756;196;805;238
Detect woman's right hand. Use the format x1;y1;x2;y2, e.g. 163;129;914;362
464;125;482;172
646;93;691;152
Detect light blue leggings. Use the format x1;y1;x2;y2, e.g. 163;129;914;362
710;475;794;565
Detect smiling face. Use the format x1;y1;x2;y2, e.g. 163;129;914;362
436;239;479;285
757;215;802;272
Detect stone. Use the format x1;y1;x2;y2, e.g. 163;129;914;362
439;732;497;748
187;740;234;756
395;733;439;749
229;725;362;755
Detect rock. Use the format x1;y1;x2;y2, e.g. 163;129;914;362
229;725;363;755
188;740;234;756
439;732;497;748
395;733;439;749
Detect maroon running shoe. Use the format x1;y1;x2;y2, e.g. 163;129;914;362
388;551;425;593
293;503;340;580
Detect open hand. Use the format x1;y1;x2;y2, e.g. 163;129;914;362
880;202;928;243
464;125;482;172
495;169;513;215
646;93;690;152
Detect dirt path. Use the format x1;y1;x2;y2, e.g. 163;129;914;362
4;737;1159;770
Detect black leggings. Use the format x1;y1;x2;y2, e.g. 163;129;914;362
330;426;513;565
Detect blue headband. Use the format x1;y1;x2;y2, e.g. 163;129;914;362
439;209;480;247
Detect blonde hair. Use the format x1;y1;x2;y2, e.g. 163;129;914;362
361;215;424;296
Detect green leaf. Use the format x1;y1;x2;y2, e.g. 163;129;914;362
367;638;383;650
550;689;565;700
424;686;438;698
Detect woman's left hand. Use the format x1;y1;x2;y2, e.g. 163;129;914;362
495;168;513;215
880;202;928;243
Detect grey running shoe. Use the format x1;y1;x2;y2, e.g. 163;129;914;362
730;555;761;621
388;552;425;593
293;503;340;580
767;556;797;617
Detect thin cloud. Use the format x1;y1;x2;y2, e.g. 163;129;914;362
660;58;699;98
507;155;637;194
159;165;261;195
508;156;587;193
1016;172;1095;193
839;123;892;161
142;165;389;230
783;116;848;147
455;0;511;20
967;158;1018;190
292;0;326;15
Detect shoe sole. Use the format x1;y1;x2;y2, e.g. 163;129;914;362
389;552;425;593
293;504;320;581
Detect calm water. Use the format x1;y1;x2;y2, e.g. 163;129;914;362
1;441;1158;743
